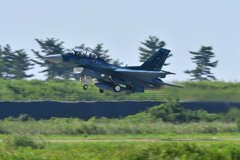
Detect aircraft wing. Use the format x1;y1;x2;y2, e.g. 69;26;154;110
114;68;174;79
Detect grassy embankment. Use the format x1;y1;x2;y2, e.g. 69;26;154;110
1;102;240;159
1;99;240;140
0;79;239;101
0;117;240;140
1;141;240;159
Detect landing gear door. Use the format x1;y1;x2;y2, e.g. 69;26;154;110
80;76;92;84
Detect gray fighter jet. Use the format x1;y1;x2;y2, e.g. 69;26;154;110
44;48;182;93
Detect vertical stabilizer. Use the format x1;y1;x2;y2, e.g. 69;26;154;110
141;48;170;71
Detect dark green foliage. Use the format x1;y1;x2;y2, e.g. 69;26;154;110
148;100;219;122
237;120;240;132
0;44;14;79
2;114;35;122
0;125;9;134
149;99;185;122
74;44;85;50
0;45;8;78
112;58;124;66
12;49;34;79
31;38;73;80
4;134;45;150
0;46;4;78
185;46;218;80
0;115;238;136
1;141;240;160
139;36;165;62
122;112;153;122
17;114;35;122
1;104;239;136
223;108;240;131
0;45;34;79
225;107;240;121
139;36;172;66
89;43;112;63
76;43;124;66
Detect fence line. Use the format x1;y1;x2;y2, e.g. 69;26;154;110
0;92;170;101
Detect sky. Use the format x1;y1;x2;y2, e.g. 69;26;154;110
0;0;239;82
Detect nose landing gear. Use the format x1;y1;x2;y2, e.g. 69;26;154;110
83;84;88;90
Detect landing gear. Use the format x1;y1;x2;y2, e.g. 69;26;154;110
99;89;104;93
83;84;88;90
114;85;121;92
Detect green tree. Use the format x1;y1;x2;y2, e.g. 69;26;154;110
12;49;34;79
0;45;34;79
32;38;72;80
184;46;218;80
112;59;123;66
149;100;186;122
75;43;123;66
89;44;112;63
148;99;219;122
139;36;172;66
0;46;5;78
74;44;86;50
0;45;15;79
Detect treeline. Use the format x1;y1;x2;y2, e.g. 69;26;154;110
0;45;34;79
0;38;123;80
0;36;218;80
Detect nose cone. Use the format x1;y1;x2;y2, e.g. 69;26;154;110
44;54;63;63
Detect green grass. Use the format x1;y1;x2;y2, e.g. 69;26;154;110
30;133;240;140
0;118;239;136
1;133;240;141
0;79;240;101
1;141;240;159
161;81;240;101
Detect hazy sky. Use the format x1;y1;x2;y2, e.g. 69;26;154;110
0;0;239;82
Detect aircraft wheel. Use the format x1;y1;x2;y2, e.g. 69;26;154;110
83;84;88;90
114;85;121;92
99;89;104;93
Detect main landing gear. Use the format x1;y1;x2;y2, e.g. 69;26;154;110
114;85;121;92
83;84;88;90
99;89;104;93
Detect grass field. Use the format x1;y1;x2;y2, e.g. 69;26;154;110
1;105;240;159
0;79;239;101
0;119;239;135
33;133;240;141
1;141;240;159
1;133;240;141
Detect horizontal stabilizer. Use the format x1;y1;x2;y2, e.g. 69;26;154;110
152;79;183;88
162;82;183;88
161;70;175;75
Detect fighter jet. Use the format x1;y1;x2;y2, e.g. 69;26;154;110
44;48;182;93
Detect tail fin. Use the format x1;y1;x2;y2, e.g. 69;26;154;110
141;48;170;71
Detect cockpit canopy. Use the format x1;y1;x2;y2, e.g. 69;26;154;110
66;50;98;59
